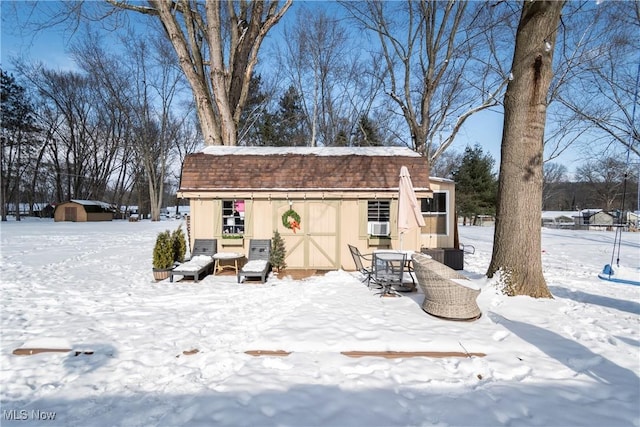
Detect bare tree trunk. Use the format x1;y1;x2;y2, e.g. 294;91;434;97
151;0;222;146
205;1;235;146
488;1;564;298
109;0;291;146
14;143;22;221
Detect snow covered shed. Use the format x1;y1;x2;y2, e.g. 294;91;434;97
54;200;114;222
177;146;457;270
576;209;616;230
541;211;577;229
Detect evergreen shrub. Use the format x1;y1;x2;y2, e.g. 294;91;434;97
270;230;287;272
172;227;187;263
153;230;174;270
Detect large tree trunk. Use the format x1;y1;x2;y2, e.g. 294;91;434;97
487;1;564;298
118;0;291;146
152;0;223;146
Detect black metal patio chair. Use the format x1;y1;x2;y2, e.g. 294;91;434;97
348;244;375;287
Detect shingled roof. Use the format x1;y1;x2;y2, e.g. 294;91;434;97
179;147;431;192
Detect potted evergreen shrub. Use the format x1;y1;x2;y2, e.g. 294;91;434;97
171;227;187;264
152;230;174;281
270;230;287;273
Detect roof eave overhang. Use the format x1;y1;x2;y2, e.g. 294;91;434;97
178;187;432;193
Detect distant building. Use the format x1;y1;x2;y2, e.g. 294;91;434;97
541;211;576;229
627;211;639;229
167;205;190;219
6;203;47;217
40;203;56;218
54;200;114;222
575;209;616;231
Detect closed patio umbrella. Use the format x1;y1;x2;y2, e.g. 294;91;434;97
398;166;426;249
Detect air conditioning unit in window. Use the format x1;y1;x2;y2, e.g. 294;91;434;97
368;221;390;237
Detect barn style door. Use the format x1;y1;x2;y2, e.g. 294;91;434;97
276;200;340;269
65;207;77;222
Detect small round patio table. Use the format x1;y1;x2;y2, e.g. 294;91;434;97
373;249;420;290
213;252;244;275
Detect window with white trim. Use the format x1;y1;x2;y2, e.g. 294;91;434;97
222;200;245;235
421;192;448;235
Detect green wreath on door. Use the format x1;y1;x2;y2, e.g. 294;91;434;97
282;209;301;233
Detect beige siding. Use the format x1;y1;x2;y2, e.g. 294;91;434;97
419;179;455;249
243;199;254;237
188;199;216;250
181;182;452;270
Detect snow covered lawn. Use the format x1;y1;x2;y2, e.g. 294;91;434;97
1;219;638;426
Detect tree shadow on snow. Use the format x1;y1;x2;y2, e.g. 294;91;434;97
2;379;638;427
62;343;118;376
548;285;640;316
488;312;639;387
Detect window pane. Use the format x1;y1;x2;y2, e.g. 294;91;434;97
367;200;390;221
222;200;244;234
421;193;446;213
421;215;447;234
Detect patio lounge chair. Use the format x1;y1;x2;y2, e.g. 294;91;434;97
237;239;271;283
411;253;481;320
347;244;375;286
170;239;217;282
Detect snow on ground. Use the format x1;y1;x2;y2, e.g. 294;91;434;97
1;218;639;427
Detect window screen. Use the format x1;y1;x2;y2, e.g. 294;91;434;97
367;200;390;222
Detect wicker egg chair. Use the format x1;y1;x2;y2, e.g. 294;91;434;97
411;253;481;321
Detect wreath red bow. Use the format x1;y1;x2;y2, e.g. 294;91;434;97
282;209;301;233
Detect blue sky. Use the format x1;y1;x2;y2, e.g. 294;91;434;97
1;0;588;174
1;1;78;72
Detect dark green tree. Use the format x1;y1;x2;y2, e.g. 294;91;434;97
0;69;39;221
270;230;287;272
452;144;498;224
251;85;307;147
171;226;187;263
238;75;269;145
352;115;382;146
257;113;279;147
275;85;308;146
334;129;349;147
